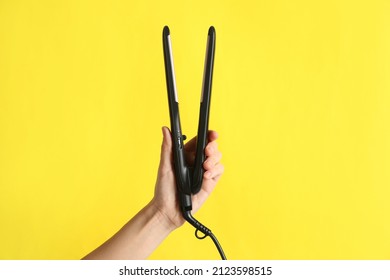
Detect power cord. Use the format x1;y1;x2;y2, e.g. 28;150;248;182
183;211;227;260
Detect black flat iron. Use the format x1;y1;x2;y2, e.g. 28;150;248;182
162;26;226;260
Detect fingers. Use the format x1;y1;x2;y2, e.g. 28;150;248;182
184;130;220;165
205;141;220;158
203;151;222;170
160;128;219;172
193;162;224;211
204;162;224;181
184;130;219;153
203;139;222;173
158;126;173;175
207;130;219;142
165;127;222;181
203;139;224;181
185;130;223;214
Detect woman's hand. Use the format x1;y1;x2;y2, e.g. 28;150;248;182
151;126;224;230
82;126;223;259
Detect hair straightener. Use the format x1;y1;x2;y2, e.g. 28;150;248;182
162;26;226;260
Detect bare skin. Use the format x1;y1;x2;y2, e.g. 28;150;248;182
82;126;224;259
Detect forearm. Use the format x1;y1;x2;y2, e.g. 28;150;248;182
82;201;175;260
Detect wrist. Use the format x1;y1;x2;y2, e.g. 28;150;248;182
147;199;182;232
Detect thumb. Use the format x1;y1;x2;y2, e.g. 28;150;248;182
158;126;173;175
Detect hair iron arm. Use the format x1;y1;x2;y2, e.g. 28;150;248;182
162;26;226;260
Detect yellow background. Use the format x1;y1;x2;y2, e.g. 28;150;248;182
0;0;389;259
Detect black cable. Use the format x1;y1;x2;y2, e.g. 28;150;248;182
208;232;227;260
183;211;227;260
